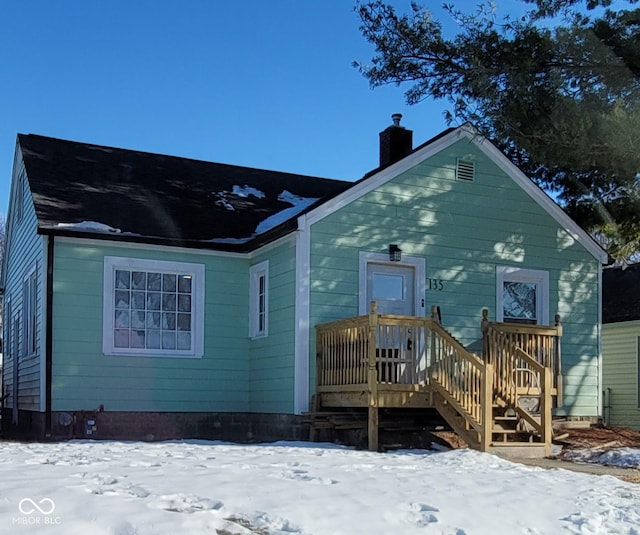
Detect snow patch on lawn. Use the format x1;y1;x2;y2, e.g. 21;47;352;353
564;446;640;469
2;440;639;534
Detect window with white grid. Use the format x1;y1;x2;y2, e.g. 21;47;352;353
103;257;204;357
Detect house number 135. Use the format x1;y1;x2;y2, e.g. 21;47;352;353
428;279;444;291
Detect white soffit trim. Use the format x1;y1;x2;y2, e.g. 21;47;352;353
301;124;607;264
39;235;47;412
293;216;311;414
597;264;603;417
55;236;248;259
55;232;296;260
248;233;295;259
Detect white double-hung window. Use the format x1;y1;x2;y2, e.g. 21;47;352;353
22;264;38;358
496;266;549;325
103;256;205;357
249;260;269;338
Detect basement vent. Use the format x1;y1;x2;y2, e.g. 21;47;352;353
456;159;475;181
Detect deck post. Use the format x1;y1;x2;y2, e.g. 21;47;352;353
481;308;489;362
541;366;553;456
554;314;563;408
367;301;379;451
430;306;438;368
315;331;323;398
480;362;494;452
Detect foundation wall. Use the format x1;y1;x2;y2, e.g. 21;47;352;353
1;409;307;443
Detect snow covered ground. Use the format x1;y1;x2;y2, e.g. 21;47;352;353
1;440;639;535
564;446;640;469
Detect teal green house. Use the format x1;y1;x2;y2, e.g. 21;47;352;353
1;120;608;443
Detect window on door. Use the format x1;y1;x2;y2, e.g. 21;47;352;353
371;272;405;301
359;252;425;317
496;266;549;325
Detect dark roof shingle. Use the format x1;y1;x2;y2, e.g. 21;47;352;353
603;263;640;323
18;134;352;251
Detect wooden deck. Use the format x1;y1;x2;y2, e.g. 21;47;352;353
313;304;562;457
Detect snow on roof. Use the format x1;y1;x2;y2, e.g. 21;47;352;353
56;221;122;233
231;185;265;199
255;190;320;235
53;190;322;244
212;185;267;212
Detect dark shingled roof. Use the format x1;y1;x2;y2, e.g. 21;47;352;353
18;134;352;252
603;263;640;323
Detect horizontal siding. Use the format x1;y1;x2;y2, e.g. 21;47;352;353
2;150;44;413
249;239;296;413
52;240;250;413
602;322;640;429
309;138;601;417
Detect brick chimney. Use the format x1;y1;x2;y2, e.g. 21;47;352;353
379;113;413;167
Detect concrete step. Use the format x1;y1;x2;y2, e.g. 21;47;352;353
490;442;548;459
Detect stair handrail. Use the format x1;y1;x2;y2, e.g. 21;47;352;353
482;310;562;404
429;307;492;447
481;314;553;447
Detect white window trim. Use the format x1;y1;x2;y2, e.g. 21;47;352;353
358;252;426;316
496;266;549;325
249;260;269;339
22;263;37;360
15;170;24;223
3;296;11;362
102;256;205;358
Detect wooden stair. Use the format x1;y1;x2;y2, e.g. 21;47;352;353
311;305;558;458
431;387;548;458
489;403;547;458
305;408;448;450
432;390;482;448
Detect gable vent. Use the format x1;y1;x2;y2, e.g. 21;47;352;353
456;159;475;181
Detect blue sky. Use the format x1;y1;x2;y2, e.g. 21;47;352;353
0;1;526;216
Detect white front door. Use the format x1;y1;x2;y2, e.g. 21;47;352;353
366;263;415;316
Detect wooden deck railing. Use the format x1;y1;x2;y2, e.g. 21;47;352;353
315;303;431;389
482;310;562;405
481;310;560;447
316;303;435;450
315;315;370;387
314;304;561;453
429;321;493;450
